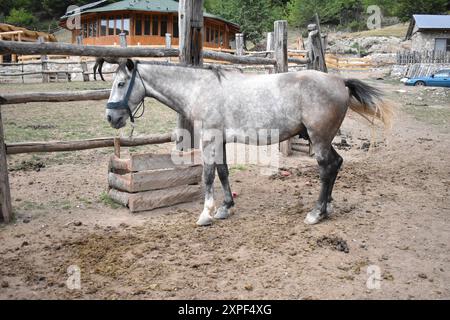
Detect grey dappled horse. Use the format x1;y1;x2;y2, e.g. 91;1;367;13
105;59;393;226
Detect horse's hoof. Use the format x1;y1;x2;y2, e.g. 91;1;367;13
214;206;230;220
196;214;213;226
304;209;327;225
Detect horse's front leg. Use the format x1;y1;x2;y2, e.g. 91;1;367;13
197;140;216;226
215;143;234;219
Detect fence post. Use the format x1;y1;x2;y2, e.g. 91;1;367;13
274;20;292;156
165;33;172;49
119;32;127;48
165;33;172;63
307;22;327;72
38;37;49;83
0;35;3;64
266;32;274;74
80;61;89;82
0;106;13;223
266;32;274;52
177;0;203;151
21;61;24;84
236;33;244;56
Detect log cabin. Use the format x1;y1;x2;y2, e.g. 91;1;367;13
59;0;240;49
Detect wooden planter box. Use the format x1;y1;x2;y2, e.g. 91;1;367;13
108;150;203;212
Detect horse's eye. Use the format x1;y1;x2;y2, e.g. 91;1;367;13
118;82;125;88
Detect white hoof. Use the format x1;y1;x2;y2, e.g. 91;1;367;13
304;209;326;225
196;213;213;226
214;206;230;220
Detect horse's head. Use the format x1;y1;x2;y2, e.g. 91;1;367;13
106;58;146;129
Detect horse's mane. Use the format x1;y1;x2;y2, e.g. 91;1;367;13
137;60;242;82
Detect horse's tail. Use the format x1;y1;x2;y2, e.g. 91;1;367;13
345;79;394;129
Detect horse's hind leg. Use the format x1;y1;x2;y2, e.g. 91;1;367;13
197;139;217;226
325;146;343;215
215;143;234;219
304;143;342;225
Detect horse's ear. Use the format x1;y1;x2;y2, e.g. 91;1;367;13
126;59;134;72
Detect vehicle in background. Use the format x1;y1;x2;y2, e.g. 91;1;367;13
404;69;450;87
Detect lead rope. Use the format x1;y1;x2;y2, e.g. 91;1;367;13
129;63;147;138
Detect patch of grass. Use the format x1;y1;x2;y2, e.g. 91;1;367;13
349;23;408;38
230;164;248;174
402;104;450;127
19;200;45;211
99;191;121;209
2;85;177;167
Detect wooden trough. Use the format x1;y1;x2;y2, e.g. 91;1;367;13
108;148;203;213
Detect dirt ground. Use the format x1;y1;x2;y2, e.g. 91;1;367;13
0;74;449;300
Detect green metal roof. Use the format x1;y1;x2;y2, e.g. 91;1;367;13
61;0;239;28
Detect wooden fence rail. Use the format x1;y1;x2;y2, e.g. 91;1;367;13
0;40;279;66
396;50;450;65
5;133;174;155
0;89;110;104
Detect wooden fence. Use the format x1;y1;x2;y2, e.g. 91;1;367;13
396;50;450;65
0;43;310;83
325;54;376;70
403;63;450;78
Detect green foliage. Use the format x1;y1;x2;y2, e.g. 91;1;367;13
287;0;365;28
287;0;449;29
394;0;449;22
5;8;37;27
1;0;449;33
205;0;285;44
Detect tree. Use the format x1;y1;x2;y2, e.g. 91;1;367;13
288;0;365;28
205;0;280;44
394;0;448;22
5;8;37;28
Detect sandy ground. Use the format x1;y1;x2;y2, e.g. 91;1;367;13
0;76;449;299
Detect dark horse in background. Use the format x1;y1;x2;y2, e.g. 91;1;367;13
93;57;118;81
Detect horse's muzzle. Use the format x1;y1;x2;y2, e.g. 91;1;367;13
106;110;127;129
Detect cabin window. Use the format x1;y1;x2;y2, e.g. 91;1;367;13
123;15;130;35
135;15;142;36
214;29;219;45
152;15;159;36
220;31;224;46
144;15;151;35
88;20;94;37
206;27;210;42
173;17;179;38
115;15;121;35
93;19;98;37
160;15;167;36
100;18;107;36
82;22;88;38
108;16;114;35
